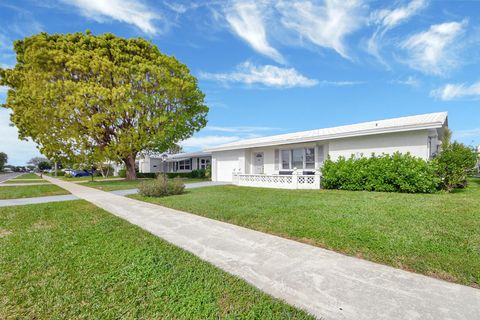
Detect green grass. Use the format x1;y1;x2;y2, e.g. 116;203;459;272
84;178;210;191
52;175;121;182
0;201;312;319
12;173;41;179
131;178;480;288
2;179;48;184
0;185;69;199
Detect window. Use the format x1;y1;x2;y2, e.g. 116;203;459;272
178;159;191;171
292;149;303;169
281;150;290;169
280;147;316;170
199;158;210;170
305;148;315;169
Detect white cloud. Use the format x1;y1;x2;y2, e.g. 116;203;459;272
371;0;428;30
206;126;281;133
0;86;8;94
431;81;480;100
200;61;318;88
400;20;467;75
276;0;366;60
317;80;364;86
391;76;420;87
225;1;284;63
63;0;162;34
180;135;243;150
368;0;428;66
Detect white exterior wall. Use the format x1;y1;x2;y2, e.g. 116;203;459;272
212;129;434;181
328;130;430;161
212;149;246;182
139;157;163;173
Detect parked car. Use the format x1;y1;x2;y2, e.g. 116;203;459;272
70;170;92;177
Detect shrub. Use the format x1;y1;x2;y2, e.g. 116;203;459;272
436;142;477;191
322;153;440;193
137;172;157;179
118;169;126;178
166;169;206;179
205;164;211;179
138;175;185;197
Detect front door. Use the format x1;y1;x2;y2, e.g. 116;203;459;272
254;152;264;174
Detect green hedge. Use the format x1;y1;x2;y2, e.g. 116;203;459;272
118;169;156;179
167;169;206;179
321;153;440;193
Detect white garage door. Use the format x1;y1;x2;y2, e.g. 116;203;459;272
214;150;243;182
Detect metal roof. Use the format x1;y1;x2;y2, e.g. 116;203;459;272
205;112;448;152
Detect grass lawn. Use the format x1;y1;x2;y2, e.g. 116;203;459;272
12;173;41;179
131;177;480;288
0;201;312;319
3;179;48;184
84;178;210;191
51;175;122;182
0;185;69;199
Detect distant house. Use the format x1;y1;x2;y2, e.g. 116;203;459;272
139;151;211;174
205;112;448;189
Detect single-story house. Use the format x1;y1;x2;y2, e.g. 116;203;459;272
205;112;448;189
138;151;211;174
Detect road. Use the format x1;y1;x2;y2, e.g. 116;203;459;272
0;172;23;183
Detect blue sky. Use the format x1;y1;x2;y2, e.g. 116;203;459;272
1;0;479;165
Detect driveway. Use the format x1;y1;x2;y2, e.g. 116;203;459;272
42;175;480;320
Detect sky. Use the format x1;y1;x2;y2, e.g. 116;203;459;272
0;0;479;165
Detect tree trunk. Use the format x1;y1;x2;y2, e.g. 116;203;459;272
124;154;137;180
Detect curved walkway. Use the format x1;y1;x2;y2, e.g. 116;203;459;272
42;175;480;320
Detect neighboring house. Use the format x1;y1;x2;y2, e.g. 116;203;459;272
139;151;211;174
205;112;448;189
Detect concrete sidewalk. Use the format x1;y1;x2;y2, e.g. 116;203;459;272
43;175;480;320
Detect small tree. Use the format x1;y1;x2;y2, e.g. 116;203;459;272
0;152;7;171
38;161;52;171
436;129;477;191
27;157;48;167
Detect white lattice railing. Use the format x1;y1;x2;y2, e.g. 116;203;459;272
232;173;321;189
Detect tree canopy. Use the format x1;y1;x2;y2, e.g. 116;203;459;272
1;32;208;179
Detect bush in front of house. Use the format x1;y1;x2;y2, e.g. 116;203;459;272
137;172;157;179
138;176;185;197
118;169;127;178
436;141;477;191
321;152;440;193
167;169;207;179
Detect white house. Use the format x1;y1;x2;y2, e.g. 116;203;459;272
205;112;448;189
138;151;211;174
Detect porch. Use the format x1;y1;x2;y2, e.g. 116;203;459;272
232;171;321;190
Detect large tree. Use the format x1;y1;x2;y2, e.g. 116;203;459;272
0;32;208;179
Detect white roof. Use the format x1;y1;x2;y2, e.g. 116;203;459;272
167;151;211;160
205;112;448;152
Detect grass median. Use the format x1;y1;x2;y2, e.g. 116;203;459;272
0;200;312;319
0;185;68;199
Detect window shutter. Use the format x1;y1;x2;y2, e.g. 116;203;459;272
317;145;325;165
274;149;279;170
